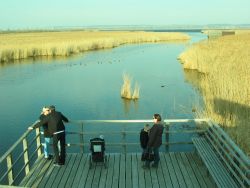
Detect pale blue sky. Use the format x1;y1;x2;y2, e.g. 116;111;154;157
0;0;249;29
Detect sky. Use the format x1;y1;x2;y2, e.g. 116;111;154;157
0;0;250;29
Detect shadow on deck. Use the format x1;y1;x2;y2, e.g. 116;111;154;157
20;152;216;188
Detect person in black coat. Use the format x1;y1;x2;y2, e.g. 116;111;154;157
29;105;69;166
143;114;164;169
140;124;150;161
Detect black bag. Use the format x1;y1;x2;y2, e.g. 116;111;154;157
141;153;147;161
147;152;155;162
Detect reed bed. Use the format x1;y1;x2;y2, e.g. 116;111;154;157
0;31;190;62
179;33;250;155
121;73;140;100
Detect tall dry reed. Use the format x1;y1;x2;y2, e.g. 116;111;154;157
121;73;132;99
0;31;190;62
132;82;140;100
180;32;250;156
121;73;140;100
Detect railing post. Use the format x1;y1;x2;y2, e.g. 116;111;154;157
23;137;30;175
6;154;14;185
122;125;126;154
35;128;42;157
80;123;84;153
165;122;170;152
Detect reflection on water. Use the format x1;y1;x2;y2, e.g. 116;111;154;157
0;33;207;155
183;69;205;93
122;99;139;116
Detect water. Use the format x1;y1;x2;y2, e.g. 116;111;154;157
0;32;207;155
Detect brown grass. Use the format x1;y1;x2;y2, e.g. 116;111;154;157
0;31;190;62
179;32;250;156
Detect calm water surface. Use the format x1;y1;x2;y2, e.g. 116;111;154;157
0;32;207;155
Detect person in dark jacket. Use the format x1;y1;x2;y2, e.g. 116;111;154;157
29;105;69;166
40;107;53;160
143;114;164;169
140;124;150;161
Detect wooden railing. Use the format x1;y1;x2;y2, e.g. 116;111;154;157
205;120;250;187
66;119;208;153
0;122;43;186
0;118;207;186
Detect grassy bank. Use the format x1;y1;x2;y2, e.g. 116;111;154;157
179;32;250;156
0;31;190;62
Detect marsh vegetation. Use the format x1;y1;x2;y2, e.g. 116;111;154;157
0;31;190;62
179;32;250;155
121;73;140;100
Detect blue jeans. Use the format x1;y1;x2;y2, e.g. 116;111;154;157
43;137;51;158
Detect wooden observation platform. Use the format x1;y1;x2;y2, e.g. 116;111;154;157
0;119;249;188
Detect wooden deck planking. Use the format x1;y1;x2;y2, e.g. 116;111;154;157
84;155;96;188
58;154;77;187
186;152;210;188
19;152;216;188
169;152;186;188
187;154;216;188
74;154;89;188
51;154;73;188
98;155;109;188
179;153;201;188
112;154;120;188
159;153;173;188
190;153;216;188
136;153;146;188
19;156;45;187
130;154;138;188
144;157;152;188
64;154;83;187
119;154;126;188
163;153;180;188
175;153;194;188
126;154;133;188
155;159;167;188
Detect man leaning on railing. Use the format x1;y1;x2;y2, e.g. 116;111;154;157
28;105;69;167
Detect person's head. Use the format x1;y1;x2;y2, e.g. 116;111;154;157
48;105;55;112
153;114;161;123
42;107;50;115
144;124;150;132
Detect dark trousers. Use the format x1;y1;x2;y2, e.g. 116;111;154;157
53;132;65;164
145;147;160;166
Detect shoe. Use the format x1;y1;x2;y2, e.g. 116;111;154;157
53;162;64;167
45;155;53;160
53;162;59;167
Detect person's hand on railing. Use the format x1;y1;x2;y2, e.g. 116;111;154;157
28;120;40;130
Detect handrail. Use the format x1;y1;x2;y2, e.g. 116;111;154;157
66;129;206;135
69;118;208;124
